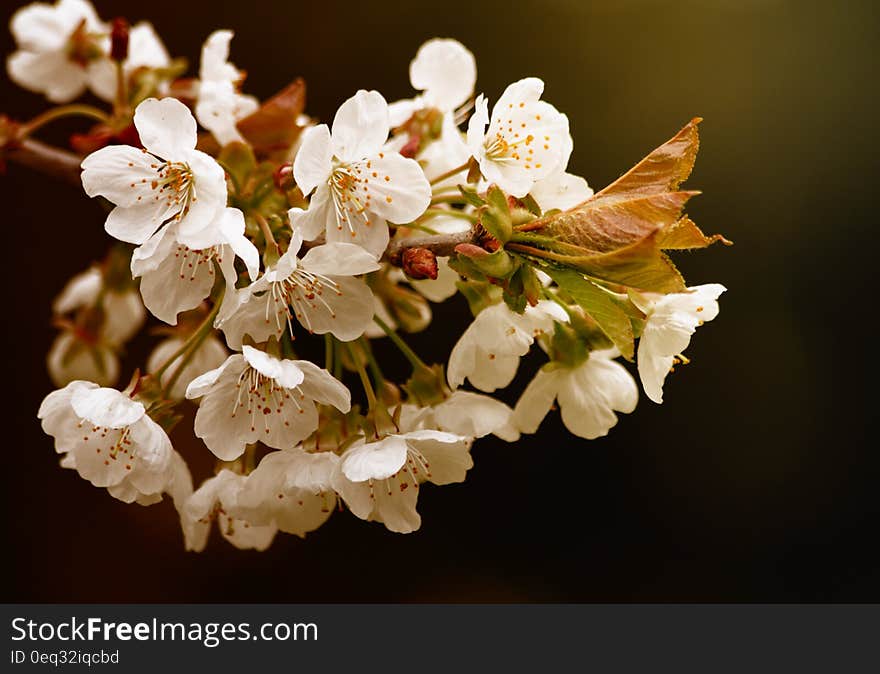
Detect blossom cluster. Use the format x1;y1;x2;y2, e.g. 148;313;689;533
4;0;729;550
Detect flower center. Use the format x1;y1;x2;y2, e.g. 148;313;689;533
173;245;221;282
484;122;541;169
367;444;432;499
230;367;307;435
148;160;198;223
78;421;136;471
328;162;374;236
265;268;342;334
66;20;105;67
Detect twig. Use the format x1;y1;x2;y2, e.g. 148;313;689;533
385;227;478;264
3;138;83;186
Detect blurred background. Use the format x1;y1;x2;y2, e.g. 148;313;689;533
1;0;876;602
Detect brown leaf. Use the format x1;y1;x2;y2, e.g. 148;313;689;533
659;216;732;250
509;118;721;293
595;116;702;198
236;78;307;158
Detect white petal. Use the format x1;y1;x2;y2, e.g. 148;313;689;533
104;201;164;245
70;387;144;429
47;333;118;388
293;361;351;412
101;289;146;344
185;354;242;399
371;482;421;533
192;379;254;460
293;124;333;196
410;38;476;111
293;275;375;341
513;368;562;434
407;434;473;485
53;267;101;314
126;22;170;69
330;90;389;162
172;150;229;248
358;152;430;224
530;171;593;212
324;210;390;258
218;207;259;280
341;436;408;482
465;94;489;157
242;346;305;389
80;145;155;206
138;250;216;325
289;184;335;242
300;243;380;277
134;97;198;159
557;372;619;440
11;3;75;52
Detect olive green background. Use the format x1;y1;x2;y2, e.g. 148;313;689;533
1;0;875;601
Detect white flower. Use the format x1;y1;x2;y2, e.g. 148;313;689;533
185;346;351;461
405;390;520;442
81;97;228;250
38;381;175;503
146;334;228;400
236;448;338;537
466;77;570;198
529;171;593;211
6;0;106;103
182;470;276;551
130;207;259;324
331;427;472;534
47;333;119;387
447;300;567;392
47;267;146;387
514;349;638;439
195;30;259;146
52;266;146;345
215;229;379;349
528;134;592;212
632;284;726;404
388;38;477;126
290;90;431;257
88;21;171;102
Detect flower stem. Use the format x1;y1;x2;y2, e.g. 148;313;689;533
114;62;129;117
154;296;223;389
325;334;334;372
254;212;280;254
372;315;427;370
20;104;110;137
346;343;377;409
359;337;385;387
429;161;471;186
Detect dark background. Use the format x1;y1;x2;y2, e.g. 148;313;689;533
1;0;876;602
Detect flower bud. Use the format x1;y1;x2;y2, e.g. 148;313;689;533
273;162;294;192
110;18;130;62
401;247;438;280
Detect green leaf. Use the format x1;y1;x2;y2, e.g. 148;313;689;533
217;142;257;195
480;184;513;243
546;268;636;360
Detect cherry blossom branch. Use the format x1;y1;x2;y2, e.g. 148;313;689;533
385;226;478;264
2;137;83;186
